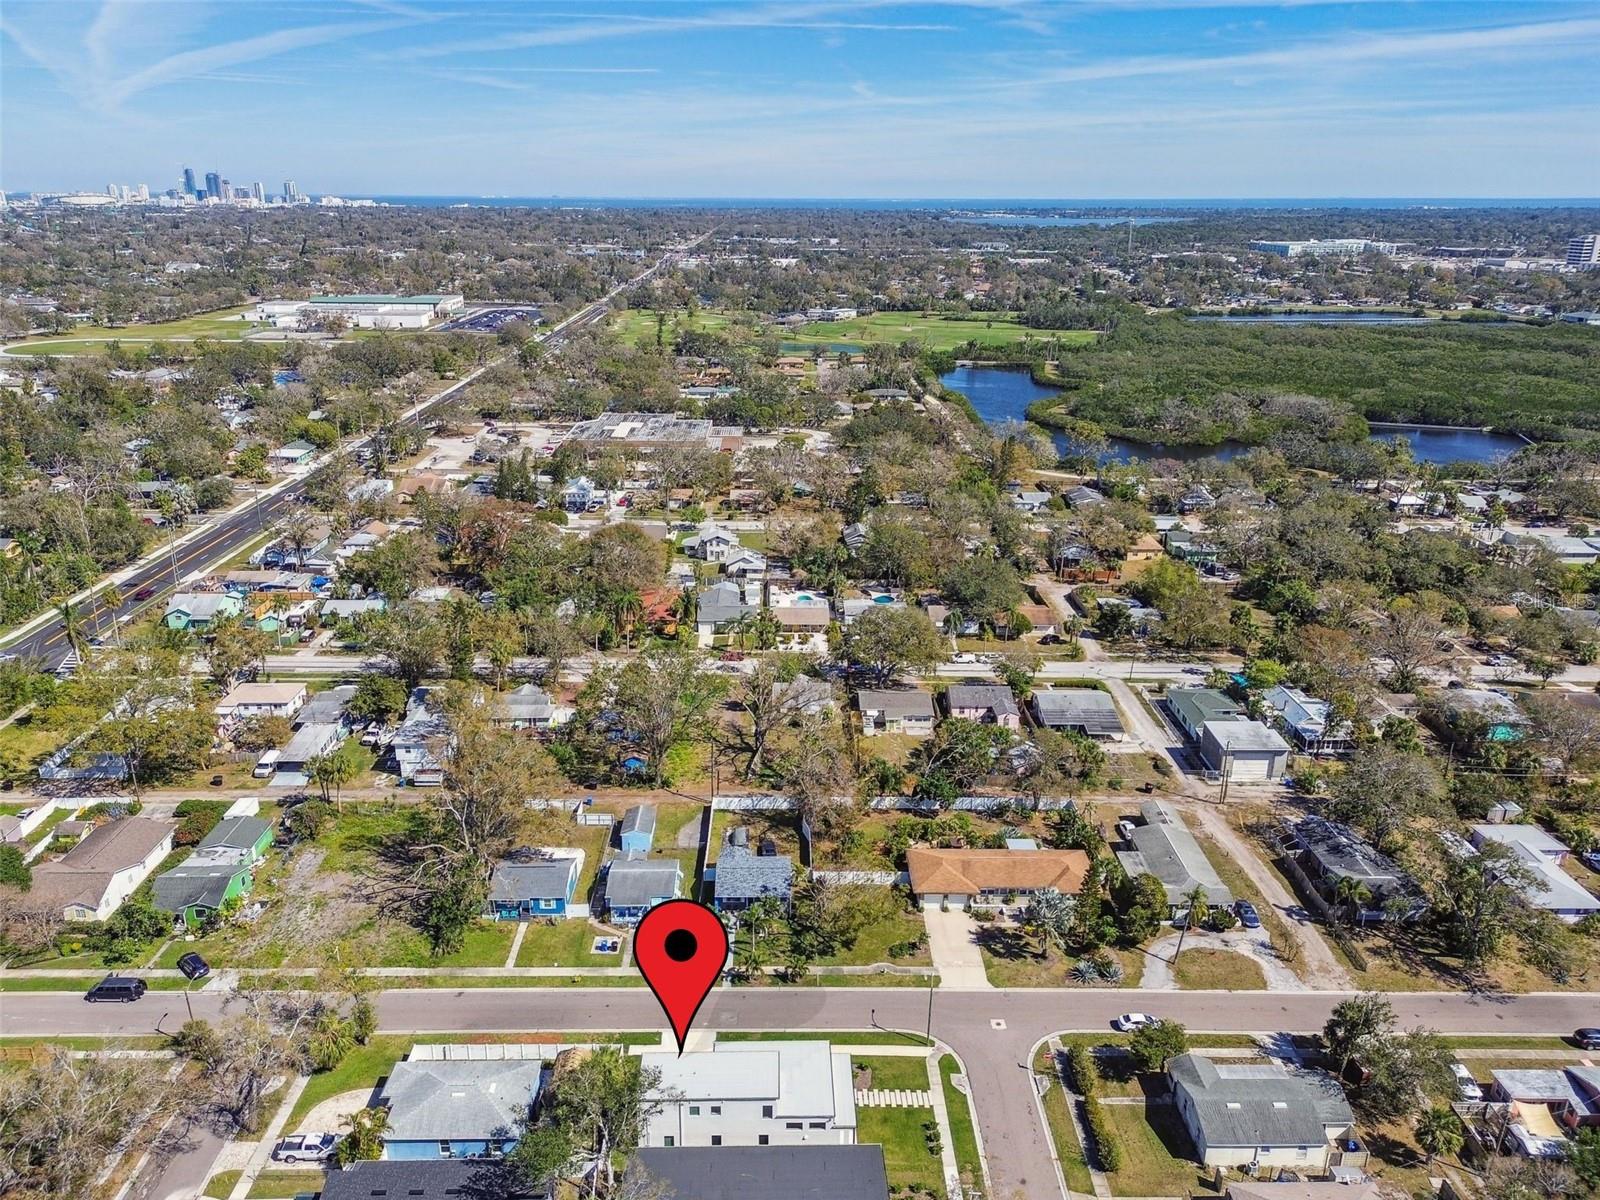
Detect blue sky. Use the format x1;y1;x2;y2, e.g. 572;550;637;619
3;0;1598;198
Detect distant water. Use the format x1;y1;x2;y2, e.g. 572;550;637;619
939;365;1525;466
345;195;1600;211
947;214;1188;228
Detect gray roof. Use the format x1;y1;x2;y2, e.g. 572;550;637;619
196;815;270;853
856;689;936;719
380;1057;544;1141
714;841;794;902
635;1146;889;1200
1167;687;1243;730
488;857;578;902
496;683;556;721
151;853;249;914
1032;688;1124;735
620;805;656;838
946;685;1020;720
698;581;755;625
1292;817;1412;895
296;684;354;727
1201;718;1291;753
318;1160;542;1200
1116;801;1232;908
604;857;682;907
1169;1053;1352;1150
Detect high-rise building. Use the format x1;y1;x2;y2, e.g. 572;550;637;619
1568;234;1600;268
204;171;222;200
283;179;298;202
251;181;265;202
107;183;119;198
136;183;150;201
182;167;197;196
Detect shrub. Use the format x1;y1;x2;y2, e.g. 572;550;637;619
1082;1096;1122;1171
1067;1044;1099;1096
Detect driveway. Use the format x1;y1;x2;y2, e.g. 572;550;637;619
922;907;992;990
1137;928;1307;992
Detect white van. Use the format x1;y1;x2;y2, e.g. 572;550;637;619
251;749;281;778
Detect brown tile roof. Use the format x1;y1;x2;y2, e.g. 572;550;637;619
906;846;1090;897
29;817;175;911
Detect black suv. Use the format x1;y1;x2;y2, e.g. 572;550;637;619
1575;1028;1600;1050
177;952;210;981
85;975;147;1003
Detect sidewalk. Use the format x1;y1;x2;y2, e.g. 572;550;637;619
1046;1036;1111;1200
228;1074;310;1200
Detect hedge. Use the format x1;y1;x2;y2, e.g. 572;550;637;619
1081;1095;1122;1172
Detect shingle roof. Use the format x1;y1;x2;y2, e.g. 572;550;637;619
1167;687;1243;731
379;1057;544;1141
634;1145;890;1200
29;818;174;911
1293;817;1411;893
1169;1053;1352;1150
714;841;794;902
318;1159;540;1200
488;856;578;902
906;847;1089;897
152;851;248;914
604;857;682;908
698;581;755;624
856;689;936;719
197;816;271;854
620;805;656;838
946;685;1020;720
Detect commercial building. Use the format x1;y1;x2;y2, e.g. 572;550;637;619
1249;238;1397;258
567;412;717;448
1567;234;1600;268
249;294;464;330
640;1039;858;1147
1199;719;1290;782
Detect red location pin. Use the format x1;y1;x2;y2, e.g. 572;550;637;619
635;899;729;1054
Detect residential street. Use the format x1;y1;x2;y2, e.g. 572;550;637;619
8;984;1597;1200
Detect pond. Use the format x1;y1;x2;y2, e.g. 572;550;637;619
938;365;1528;466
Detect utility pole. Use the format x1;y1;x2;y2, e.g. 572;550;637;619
925;976;935;1043
1218;742;1234;805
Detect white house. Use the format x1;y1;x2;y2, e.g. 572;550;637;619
640;1039;857;1148
856;689;936;737
1169;1053;1361;1174
214;681;308;725
1467;825;1600;922
28;818;176;921
682;520;741;563
268;440;318;467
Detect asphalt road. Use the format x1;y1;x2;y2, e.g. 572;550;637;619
0;259;656;670
9;984;1596;1200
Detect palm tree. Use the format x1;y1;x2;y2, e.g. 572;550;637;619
55;598;87;665
1172;884;1210;962
100;585;125;648
1414;1105;1464;1165
608;589;643;649
1332;876;1373;929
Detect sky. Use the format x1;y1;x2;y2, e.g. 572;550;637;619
3;0;1599;199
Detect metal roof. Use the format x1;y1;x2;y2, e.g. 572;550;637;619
634;1146;889;1200
1032;688;1124;735
1116;801;1232;908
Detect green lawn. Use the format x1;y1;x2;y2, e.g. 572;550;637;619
201;1167;323;1199
1100;1102;1205;1198
814;904;931;969
719;1030;932;1046
852;1054;931;1092
514;919;630;968
1172;947;1267;991
611;307;735;345
1038;1072;1096;1195
785;311;1099;351
858;1105;945;1194
0;975;194;991
6;306;259;355
939;1054;984;1193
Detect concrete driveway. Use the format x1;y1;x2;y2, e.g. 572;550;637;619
923;907;992;990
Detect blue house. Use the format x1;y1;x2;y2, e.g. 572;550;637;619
378;1049;544;1160
602;856;682;925
487;854;581;919
618;805;656;856
712;837;794;913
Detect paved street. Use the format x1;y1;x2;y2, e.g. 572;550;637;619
8;984;1597;1200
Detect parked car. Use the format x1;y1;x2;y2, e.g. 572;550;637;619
1182;666;1207;676
270;1133;338;1164
951;653;977;664
1575;1028;1600;1050
1112;1013;1156;1032
1450;1063;1483;1101
1235;900;1261;929
85;976;147;1003
177;952;210;981
1114;820;1137;845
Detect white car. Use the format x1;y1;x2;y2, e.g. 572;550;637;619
1450;1063;1483;1101
270;1132;337;1164
1113;1013;1156;1032
951;653;978;664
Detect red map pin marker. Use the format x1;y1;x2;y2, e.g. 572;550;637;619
635;899;729;1054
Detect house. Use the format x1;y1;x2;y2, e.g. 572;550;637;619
321;597;386;623
487;852;582;919
1199;719;1290;781
602;856;682;924
1166;687;1244;742
1225;1185;1379;1200
842;521;869;553
493;684;570;731
1010;489;1052;514
1260;685;1354;755
1163;528;1221;566
390;689;449;786
696;581;757;647
319;1160;546;1200
633;1146;890;1200
712;836;794;912
152;850;254;928
198;815;273;863
273;720;346;786
1291;817;1419;923
771;605;829;647
723;547;769;579
1121;534;1165;578
28;818;175;922
837;597;904;626
1466;825;1600;922
1115;800;1232;915
164;592;244;631
619;805;656;855
1015;603;1059;636
268;439;317;467
683;520;741;562
1032;689;1125;740
905;845;1089;910
641;1039;857;1147
214;682;307;725
379;1044;546;1160
1168;1053;1362;1174
1178;484;1217;513
1489;1067;1600;1140
396;472;454;503
856;689;937;737
1064;485;1104;509
1433;687;1526;744
945;685;1022;731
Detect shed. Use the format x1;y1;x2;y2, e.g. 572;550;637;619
619;805;657;855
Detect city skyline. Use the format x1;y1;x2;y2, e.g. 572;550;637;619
2;0;1599;199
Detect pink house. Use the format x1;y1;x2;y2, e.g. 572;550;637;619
945;685;1022;731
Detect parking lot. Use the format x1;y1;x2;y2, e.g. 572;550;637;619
436;304;543;333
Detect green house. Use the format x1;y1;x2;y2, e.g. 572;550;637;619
197;816;273;863
151;853;254;928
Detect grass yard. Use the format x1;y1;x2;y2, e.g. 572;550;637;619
814;903;931;969
852;1054;932;1092
514;919;630;968
785;311;1099;352
707;809;801;864
1100;1101;1206;1198
0;975;194;992
719;1030;932;1046
0;715;69;774
857;1105;945;1194
1034;1047;1097;1194
6;306;259;354
202;1168;322;1199
610;307;735;345
1172;948;1268;991
976;926;1143;988
939;1054;984;1193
